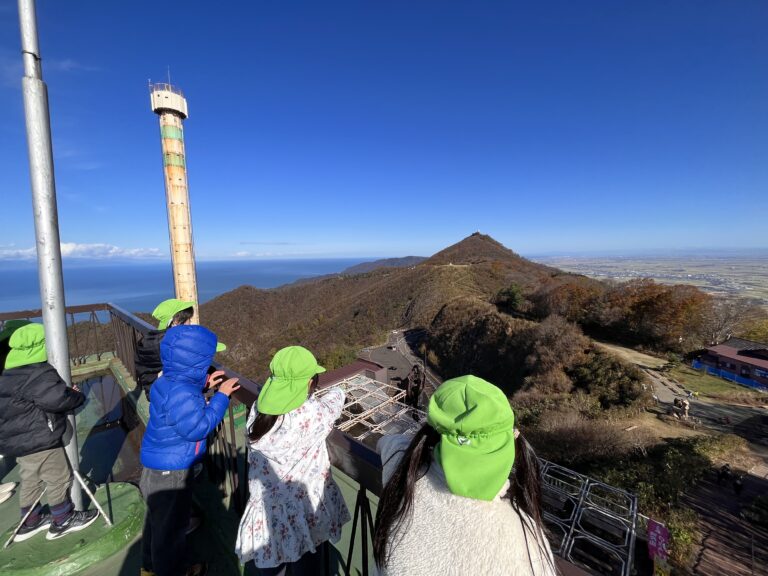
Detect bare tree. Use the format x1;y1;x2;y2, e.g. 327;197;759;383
703;296;766;345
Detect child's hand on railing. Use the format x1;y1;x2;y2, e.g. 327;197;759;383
206;370;227;389
219;378;241;397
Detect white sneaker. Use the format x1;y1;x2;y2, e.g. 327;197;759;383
0;482;16;495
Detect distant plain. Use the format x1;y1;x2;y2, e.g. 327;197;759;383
534;256;768;305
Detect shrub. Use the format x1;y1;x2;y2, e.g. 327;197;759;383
495;283;525;313
568;347;647;408
742;495;768;529
524;409;651;465
520;315;589;375
580;434;746;573
666;509;701;570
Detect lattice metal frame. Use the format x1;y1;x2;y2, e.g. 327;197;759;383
317;374;426;448
540;460;637;576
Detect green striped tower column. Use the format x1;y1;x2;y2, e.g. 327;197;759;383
149;83;199;324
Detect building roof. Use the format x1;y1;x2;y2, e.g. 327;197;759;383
722;337;768;351
707;344;768;371
317;358;384;388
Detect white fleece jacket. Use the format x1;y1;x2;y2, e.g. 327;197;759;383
378;434;557;576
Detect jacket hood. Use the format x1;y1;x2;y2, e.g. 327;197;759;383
160;325;218;385
5;323;47;370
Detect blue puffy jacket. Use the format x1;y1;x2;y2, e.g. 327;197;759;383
140;325;230;471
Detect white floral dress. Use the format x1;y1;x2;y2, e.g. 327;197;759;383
235;388;350;568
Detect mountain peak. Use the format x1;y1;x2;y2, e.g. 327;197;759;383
424;233;522;265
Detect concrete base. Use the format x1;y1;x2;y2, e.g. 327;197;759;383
0;482;144;576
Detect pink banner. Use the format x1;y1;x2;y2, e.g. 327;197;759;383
647;519;670;560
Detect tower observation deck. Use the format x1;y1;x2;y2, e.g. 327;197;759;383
149;82;198;323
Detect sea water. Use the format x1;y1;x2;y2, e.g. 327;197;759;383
0;258;367;314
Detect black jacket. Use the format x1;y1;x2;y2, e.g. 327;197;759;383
135;329;166;389
0;339;10;376
0;362;85;457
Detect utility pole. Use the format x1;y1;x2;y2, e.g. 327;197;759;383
17;0;83;509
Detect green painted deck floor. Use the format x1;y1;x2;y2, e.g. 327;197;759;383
0;367;145;576
0;362;378;575
0;481;143;576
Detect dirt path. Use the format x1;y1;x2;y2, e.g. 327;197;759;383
683;472;768;575
594;341;667;368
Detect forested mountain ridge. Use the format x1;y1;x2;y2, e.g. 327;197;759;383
203;233;559;381
340;256;426;274
202;232;756;402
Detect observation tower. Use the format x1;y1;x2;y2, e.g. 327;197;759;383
149;82;199;323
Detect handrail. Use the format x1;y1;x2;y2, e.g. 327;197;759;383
0;302;110;321
106;302;154;332
149;82;184;97
1;302;637;576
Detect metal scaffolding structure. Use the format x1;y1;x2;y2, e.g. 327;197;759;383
317;374;427;449
541;461;637;576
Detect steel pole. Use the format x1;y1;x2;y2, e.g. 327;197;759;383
18;0;83;509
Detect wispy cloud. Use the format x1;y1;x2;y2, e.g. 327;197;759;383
0;52;98;89
45;58;100;73
0;246;37;259
239;241;296;246
54;144;103;172
0;242;164;260
69;160;103;171
223;250;319;259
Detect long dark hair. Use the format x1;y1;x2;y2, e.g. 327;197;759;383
247;375;320;443
373;424;553;571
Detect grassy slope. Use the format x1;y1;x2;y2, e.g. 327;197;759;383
671;364;768;402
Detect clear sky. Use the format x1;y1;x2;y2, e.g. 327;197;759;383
1;1;766;260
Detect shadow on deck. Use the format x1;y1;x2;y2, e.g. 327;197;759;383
0;363;144;576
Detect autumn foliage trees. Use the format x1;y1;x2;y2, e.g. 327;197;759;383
529;277;718;351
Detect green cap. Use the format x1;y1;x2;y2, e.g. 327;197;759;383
5;323;47;370
0;319;32;342
152;298;196;329
257;346;326;415
427;375;516;501
151;298;226;352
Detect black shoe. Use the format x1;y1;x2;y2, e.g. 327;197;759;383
185;563;208;576
15;512;52;542
46;509;99;540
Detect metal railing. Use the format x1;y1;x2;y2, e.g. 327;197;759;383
0;303;113;366
149;82;184;96
540;461;637;576
102;304;382;573
1;303;640;576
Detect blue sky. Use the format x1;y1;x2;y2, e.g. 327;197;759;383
1;0;767;260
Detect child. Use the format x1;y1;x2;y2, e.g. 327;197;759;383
374;375;557;576
140;324;239;576
134;298;226;400
0;323;98;540
236;346;350;574
0;319;31;376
